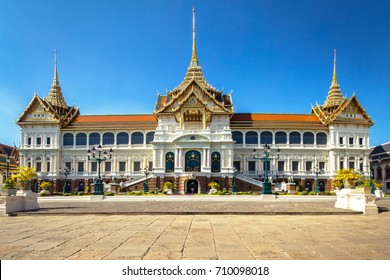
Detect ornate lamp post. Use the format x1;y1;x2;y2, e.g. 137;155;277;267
143;166;152;193
228;167;242;194
88;145;113;195
253;144;280;194
312;165;324;194
5;155;10;180
59;166;73;194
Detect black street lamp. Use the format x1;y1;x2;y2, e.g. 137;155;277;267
253;144;280;195
312;165;324;194
143;166;153;193
228;167;242;194
88;145;113;195
59;166;73;194
5;155;10;180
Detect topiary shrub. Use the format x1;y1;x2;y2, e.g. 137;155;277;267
39;192;47;196
77;191;84;196
105;191;114;196
308;191;317;195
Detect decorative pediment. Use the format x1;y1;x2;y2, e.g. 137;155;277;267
312;94;373;126
17;93;80;126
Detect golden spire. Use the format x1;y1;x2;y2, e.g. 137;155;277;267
45;49;68;110
331;49;338;86
323;49;345;111
190;7;199;68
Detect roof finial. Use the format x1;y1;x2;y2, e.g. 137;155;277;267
190;7;199;67
332;48;337;86
54;49;59;82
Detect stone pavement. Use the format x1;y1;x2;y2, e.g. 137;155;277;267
1;197;390;260
14;195;390;215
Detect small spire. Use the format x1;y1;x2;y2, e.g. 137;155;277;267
45;49;68;110
331;49;338;86
54;49;58;82
323;49;345;110
190;7;199;67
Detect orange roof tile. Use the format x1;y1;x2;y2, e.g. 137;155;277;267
231;113;319;123
74;115;157;123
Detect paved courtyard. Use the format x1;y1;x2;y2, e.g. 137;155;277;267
1;197;390;260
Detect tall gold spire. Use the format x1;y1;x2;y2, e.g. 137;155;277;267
45;49;68;109
190;7;199;68
331;49;338;86
323;49;345;111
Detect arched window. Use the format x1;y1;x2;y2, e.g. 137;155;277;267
146;132;155;144
275;131;287;144
303;132;314;145
103;132;114;145
76;133;87;146
63;133;74;146
131;132;144;144
245;131;258;145
89;133;100;146
117;132;129;145
232;131;243;144
211;152;221;172
165;152;174;172
185;150;201;172
260;131;272;144
289;132;301;144
316;132;327;145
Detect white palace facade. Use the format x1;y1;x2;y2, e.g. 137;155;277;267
16;10;374;194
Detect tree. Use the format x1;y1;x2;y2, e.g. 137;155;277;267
333;169;362;188
11;166;37;189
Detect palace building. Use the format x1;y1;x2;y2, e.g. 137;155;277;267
16;9;374;194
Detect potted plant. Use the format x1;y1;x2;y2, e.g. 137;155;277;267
12;166;37;191
163;181;173;194
208;180;220;190
39;181;51;195
1;178;17;196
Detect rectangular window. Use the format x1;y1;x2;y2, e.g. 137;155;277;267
348;161;355;170
28;162;31;168
359;162;364;172
27;137;32;145
91;162;97;172
119;162;126;172
349;137;354;145
340;161;344;170
36;162;42;172
36;137;42;146
339;137;344;145
46;137;51;145
105;162;111;172
78;162;84;173
233;161;241;171
305;161;312;172
248;161;256;173
133;161;141;172
292;161;299;172
386;182;390;190
319;162;325;171
148;162;153;171
65;162;72;170
359;138;363;146
46;162;51;172
277;161;285;172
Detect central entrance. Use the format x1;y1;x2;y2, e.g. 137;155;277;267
186;179;199;194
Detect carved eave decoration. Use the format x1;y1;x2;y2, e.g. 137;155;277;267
311;94;373;126
17;94;79;127
154;79;233;116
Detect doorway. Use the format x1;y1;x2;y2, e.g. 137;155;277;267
186;180;199;194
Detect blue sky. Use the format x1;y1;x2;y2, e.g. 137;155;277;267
0;0;389;146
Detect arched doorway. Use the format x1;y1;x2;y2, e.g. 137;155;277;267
186;180;199;194
305;181;312;191
185;150;201;172
78;182;85;192
319;181;325;192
